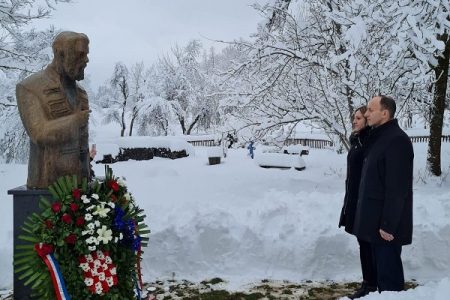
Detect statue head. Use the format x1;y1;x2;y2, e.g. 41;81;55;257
52;31;89;81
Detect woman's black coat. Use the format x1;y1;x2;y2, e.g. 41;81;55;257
352;119;414;245
339;126;370;234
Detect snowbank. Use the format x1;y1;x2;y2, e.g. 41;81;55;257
1;141;450;300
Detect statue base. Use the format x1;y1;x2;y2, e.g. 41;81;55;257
8;186;52;300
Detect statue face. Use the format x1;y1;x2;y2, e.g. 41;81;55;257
62;39;89;81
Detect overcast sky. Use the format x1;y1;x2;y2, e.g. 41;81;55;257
33;0;264;89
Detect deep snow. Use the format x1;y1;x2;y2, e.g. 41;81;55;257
1;140;450;299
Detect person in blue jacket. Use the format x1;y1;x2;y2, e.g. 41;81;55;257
247;141;255;159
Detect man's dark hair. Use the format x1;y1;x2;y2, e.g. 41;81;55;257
379;95;396;119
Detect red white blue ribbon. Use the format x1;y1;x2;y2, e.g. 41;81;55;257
35;243;71;300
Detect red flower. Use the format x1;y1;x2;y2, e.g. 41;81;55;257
34;243;53;257
72;189;81;199
76;216;85;227
51;202;62;213
61;213;72;224
101;281;110;293
70;203;79;213
110;194;117;202
44;220;54;229
65;233;77;244
107;180;119;192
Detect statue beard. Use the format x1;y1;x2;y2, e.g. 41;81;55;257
64;63;86;81
59;55;86;81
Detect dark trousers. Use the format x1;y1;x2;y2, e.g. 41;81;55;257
358;238;377;286
371;242;404;291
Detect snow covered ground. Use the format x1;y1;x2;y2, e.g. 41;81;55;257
1;140;450;299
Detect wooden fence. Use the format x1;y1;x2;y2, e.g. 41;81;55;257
283;138;334;149
409;135;450;143
187;135;450;149
187;139;217;147
187;138;334;149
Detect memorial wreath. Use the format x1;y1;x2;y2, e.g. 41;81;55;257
15;166;149;299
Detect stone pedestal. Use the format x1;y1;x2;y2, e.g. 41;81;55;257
8;186;52;300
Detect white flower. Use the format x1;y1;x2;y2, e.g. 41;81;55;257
86;205;95;211
114;237;118;243
98;272;106;281
95;282;103;294
88;245;97;251
81;230;91;236
85;213;93;221
106;276;114;287
110;267;117;275
91;268;99;276
118;177;126;187
124;193;131;201
86;236;96;244
96;250;105;260
92;204;110;218
81;195;90;204
105;256;112;264
87;223;95;230
97;226;113;244
84;278;94;287
94;220;101;227
91;193;99;200
86;254;93;262
94;259;102;268
108;202;115;208
79;263;90;272
119;232;123;240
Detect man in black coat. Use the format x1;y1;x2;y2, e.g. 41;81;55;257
353;95;413;293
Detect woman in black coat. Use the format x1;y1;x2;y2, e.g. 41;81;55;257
339;106;376;299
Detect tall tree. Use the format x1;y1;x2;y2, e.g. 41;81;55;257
128;62;148;136
224;0;408;148
155;40;213;135
382;0;450;175
100;62;130;137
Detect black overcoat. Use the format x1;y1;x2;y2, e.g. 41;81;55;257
339;126;370;234
353;119;414;245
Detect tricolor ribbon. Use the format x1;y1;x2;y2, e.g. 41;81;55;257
35;243;71;300
133;220;144;299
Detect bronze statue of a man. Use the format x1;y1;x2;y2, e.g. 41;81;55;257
16;31;90;188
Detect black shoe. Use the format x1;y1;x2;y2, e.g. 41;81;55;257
348;282;377;299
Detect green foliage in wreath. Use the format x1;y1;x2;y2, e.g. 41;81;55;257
14;166;149;299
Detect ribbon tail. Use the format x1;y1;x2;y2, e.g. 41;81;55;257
41;254;71;300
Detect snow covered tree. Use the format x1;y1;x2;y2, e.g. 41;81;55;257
0;0;70;162
380;0;450;176
154;40;216;135
100;62;130;137
128;62;149;136
0;28;78;162
224;0;432;150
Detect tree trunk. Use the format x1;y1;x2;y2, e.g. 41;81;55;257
120;106;126;137
120;79;128;137
129;107;138;136
427;32;450;176
129;117;135;136
186;114;201;135
178;115;186;134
